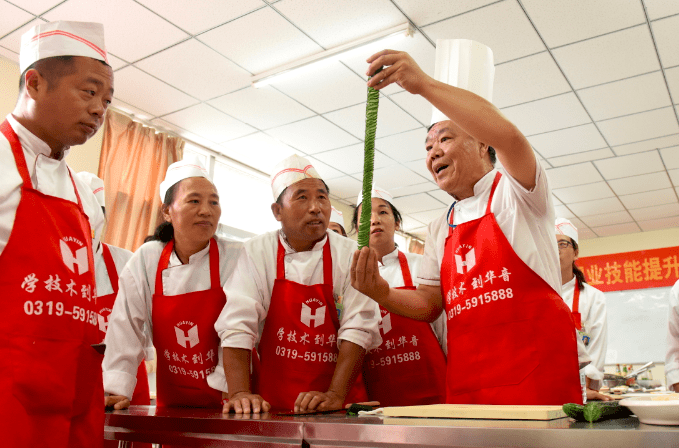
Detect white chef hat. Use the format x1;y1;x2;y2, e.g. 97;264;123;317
159;155;211;202
356;185;394;208
329;206;344;227
20;21;108;74
76;171;105;208
431;39;494;125
270;154;322;200
555;218;578;244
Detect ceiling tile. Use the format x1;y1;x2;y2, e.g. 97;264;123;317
652;14;679;68
305;156;345;180
409;208;446;226
392;0;497;27
0;2;33;37
545;162;603;189
110;99;154;120
579;210;634;228
612;133;679;156
644;0;679;20
8;0;62;15
325;175;363;199
135;39;251;101
107;53;128;71
151;118;217;150
619;188;678;210
408;226;428;240
163;104;255;143
218;132;300;175
528;123;606;159
578;227;597;240
608;171;672;195
598;107;679;147
323;97;422;139
638;215;679;232
493;51;570;109
113;66;198;116
137;0;265;35
271;62;367;114
400;215;425;232
567;217;587;230
0;18;47;53
391;192;445;214
44;0;189;62
667;66;679;105
274;0;404;49
197;7;322;74
390;182;438;198
521;0;645;48
313;144;395;175
427;189;454;205
547;148;615;167
552;181;615;203
661;146;679;169
266;116;359;154
404;158;433;181
578;71;672;121
594;150;665;180
552;25;660;89
0;45;18;63
629;202;679;221
422;1;545;64
354;164;429;190
209;86;314;129
375;128;428;163
670;168;679;186
554;204;575;219
592;222;641;237
389;90;432;126
501;93;591;137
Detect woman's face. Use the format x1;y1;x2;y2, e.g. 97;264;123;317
164;177;221;247
557;235;578;272
357;198;399;248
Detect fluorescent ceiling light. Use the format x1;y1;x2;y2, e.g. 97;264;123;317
252;23;414;88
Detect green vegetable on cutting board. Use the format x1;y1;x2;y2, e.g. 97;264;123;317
562;401;631;423
357;67;382;250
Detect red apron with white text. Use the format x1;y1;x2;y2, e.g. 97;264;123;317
363;251;447;406
98;243;150;406
0;120;103;448
256;239;367;411
151;238;224;408
441;172;582;405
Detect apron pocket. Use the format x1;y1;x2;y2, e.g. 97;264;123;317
447;319;539;396
11;336;79;415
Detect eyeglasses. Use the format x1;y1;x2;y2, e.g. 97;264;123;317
557;241;574;250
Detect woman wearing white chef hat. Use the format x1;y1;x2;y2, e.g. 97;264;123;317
555;218;611;401
103;156;242;410
328;206;347;237
352;186;447;407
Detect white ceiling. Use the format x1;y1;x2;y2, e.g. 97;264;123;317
1;0;678;241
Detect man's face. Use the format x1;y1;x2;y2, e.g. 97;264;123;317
425;120;489;198
273;178;331;247
33;56;113;150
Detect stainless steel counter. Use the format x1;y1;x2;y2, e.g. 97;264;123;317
105;406;679;448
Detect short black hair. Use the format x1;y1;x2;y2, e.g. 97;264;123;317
427;121;496;166
19;55;109;92
275;180;330;205
350;198;403;234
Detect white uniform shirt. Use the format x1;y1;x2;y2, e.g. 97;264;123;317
561;278;608;386
94;243;133;297
215;229;381;354
103;236;242;398
666;280;679;389
379;248;446;354
0;114;105;254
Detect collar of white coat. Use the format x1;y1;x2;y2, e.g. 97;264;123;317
6;114;62;159
563;276;577;291
168;239;211;267
455;168;498;204
278;229;328;254
379;247;400;267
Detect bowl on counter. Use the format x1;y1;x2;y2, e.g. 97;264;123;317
619;395;679;426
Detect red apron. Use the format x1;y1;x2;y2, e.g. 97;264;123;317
571;278;582;330
441;172;582;405
363;251;447;406
151;238;224;408
98;243;150;406
0;120;103;448
255;239;367;411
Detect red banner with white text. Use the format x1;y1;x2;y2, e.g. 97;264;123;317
577;246;679;292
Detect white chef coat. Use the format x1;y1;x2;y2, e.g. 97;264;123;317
0;114;105;255
215;229;381;354
666;280;679;389
94;243;133;297
379;248;447;354
561;277;608;388
103;236;242;398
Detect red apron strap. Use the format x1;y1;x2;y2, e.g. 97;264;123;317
276;239;286;280
101;243;120;295
1;119;33;188
208;238;220;289
155;240;175;296
322;238;333;287
572;278;582;330
66;168;85;210
484;171;503;215
397;251;414;288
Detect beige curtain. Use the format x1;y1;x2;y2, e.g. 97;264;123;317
98;110;184;252
408;237;425;255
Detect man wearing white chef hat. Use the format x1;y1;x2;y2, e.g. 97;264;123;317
0;21;112;447
555;218;609;396
328;206;347;237
216;154;380;414
352;40;583;405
